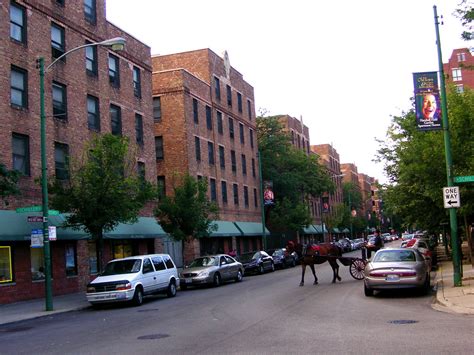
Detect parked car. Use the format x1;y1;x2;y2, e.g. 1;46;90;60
403;239;433;270
336;238;352;252
382;233;392;243
179;254;244;289
363;248;430;296
239;251;274;274
267;248;297;269
351;238;365;250
86;254;179;306
400;234;415;247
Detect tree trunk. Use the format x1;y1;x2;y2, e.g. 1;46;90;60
97;229;104;273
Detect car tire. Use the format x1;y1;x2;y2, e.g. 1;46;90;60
213;273;221;287
270;262;275;272
167;280;177;297
132;287;144;306
364;284;374;297
235;270;243;282
258;264;265;274
423;273;431;295
291;258;296;267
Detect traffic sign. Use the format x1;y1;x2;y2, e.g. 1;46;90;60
453;175;474;183
443;186;460;208
16;205;42;213
27;216;44;223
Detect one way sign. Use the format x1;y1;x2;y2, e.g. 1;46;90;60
443;186;460;209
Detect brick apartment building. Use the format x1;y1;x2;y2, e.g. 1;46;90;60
151;49;267;260
443;48;474;92
0;0;167;304
277;114;311;154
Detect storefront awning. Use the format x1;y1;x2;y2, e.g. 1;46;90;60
103;217;168;239
314;224;328;233
342;228;350;233
209;221;242;237
302;225;318;234
234;222;270;236
332;228;341;233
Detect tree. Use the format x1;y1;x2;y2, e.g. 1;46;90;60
154;174;219;261
0;164;20;206
454;1;474;40
49;134;155;272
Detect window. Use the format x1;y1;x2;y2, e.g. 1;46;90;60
237;92;242;113
208;142;215;165
152;256;166;271
84;0;97;24
239;123;245;144
221;181;228;204
233;184;239;205
65;243;77;276
456;84;464;93
31;247;45;281
206;105;212;130
137;162;145;181
87;95;100;131
457;52;466;62
247;99;252;120
52;82;67;120
214;76;221;100
244;186;249;207
231;150;237;173
254;188;258;207
12;133;30;175
157;176;166;198
133;66;141;98
110;104;122;136
252;158;256;177
109;54;120;87
219;145;225;169
250;129;254;148
228;117;234;139
56;0;65;6
85;43;98;76
195;137;201;161
51;23;65;60
0;246;13;283
88;241;98;274
10;2;26;44
210;178;217;202
155;136;164;160
135;114;144;145
452;68;462;81
163;255;174;269
11;66;28;108
226;85;232;106
217;111;223;134
241;154;247;175
54;142;69;180
193;98;199;123
112;241;136;259
153;97;162;121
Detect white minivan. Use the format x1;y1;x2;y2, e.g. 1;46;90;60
86;254;179;306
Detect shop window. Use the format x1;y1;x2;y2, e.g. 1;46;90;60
0;246;13;283
88;241;98;274
65;243;77;276
31;247;45;281
113;241;136;259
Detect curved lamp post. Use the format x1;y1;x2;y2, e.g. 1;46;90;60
37;37;125;311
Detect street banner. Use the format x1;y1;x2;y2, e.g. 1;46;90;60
263;180;275;206
413;71;442;131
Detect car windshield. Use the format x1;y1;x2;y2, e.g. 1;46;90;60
373;250;416;263
189;257;218;267
271;250;282;256
239;252;257;262
102;259;142;275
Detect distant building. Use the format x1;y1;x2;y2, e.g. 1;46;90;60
277;115;311;154
443;48;474;93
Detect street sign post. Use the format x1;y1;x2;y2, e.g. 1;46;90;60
16;206;60;215
27;216;44;223
443;186;460;208
453;175;474;183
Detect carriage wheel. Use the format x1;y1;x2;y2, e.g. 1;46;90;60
349;259;367;280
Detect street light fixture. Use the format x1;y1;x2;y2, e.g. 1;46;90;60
38;37;126;311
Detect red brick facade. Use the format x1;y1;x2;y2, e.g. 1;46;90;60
443;48;474;92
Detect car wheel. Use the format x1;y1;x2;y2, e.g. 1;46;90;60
258;264;265;274
271;262;275;272
167;280;177;297
213;273;221;287
132;286;144;306
291;258;296;267
364;284;374;297
235;270;243;282
423;273;431;294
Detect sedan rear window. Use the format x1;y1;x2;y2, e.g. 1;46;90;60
374;250;416;263
102;259;142;275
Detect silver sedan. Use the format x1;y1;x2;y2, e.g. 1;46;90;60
363;248;430;296
180;254;244;289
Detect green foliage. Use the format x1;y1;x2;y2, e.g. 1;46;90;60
154;174;219;242
454;1;474;40
0;164;20;204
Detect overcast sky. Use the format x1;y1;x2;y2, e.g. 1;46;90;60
106;0;468;184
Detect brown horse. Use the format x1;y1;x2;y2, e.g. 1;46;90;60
286;241;342;286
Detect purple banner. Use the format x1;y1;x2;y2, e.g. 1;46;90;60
413;72;442;131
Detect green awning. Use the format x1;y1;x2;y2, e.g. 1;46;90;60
104;217;167;239
209;221;242;237
234;222;270;236
302;225;317;234
342;228;350;233
314;224;328;233
332;228;341;233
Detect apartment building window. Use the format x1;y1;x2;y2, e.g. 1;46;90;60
56;0;65;6
206;105;212;130
210;178;217;202
239;123;245;144
251;158;256;177
247;99;252;120
208;142;215;165
219;145;225;169
253;188;258;208
217;111;223;134
456;84;464;93
241;154;247;175
12;133;30;175
137;162;145;182
110;104;122;136
250;129;254;148
85;42;98;76
237;92;242;113
11;66;28;108
157;176;166;198
244;186;249;207
51;23;65;60
108;54;120;87
65;244;77;276
155;136;164;160
452;68;462;81
135;114;144;145
133;66;141;98
195;137;201;161
52;82;67;120
221;181;228;204
228;117;234;139
193;98;199;123
291;131;295;144
84;0;97;24
231;150;237;173
233;184;239;205
54;142;69;180
214;76;221;100
87;95;100;131
153;97;161;121
457;52;466;62
226;85;232;106
10;2;26;44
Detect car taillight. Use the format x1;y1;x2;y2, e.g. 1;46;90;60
369;271;417;277
115;282;132;291
398;271;417;277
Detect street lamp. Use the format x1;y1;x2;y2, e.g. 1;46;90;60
38;37;126;311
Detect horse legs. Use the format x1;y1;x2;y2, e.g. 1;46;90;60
329;259;341;283
300;264;306;286
309;263;318;285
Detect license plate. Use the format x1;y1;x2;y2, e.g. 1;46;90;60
185;278;192;284
386;275;400;282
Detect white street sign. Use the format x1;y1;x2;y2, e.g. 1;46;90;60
48;226;57;241
443;186;460;208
